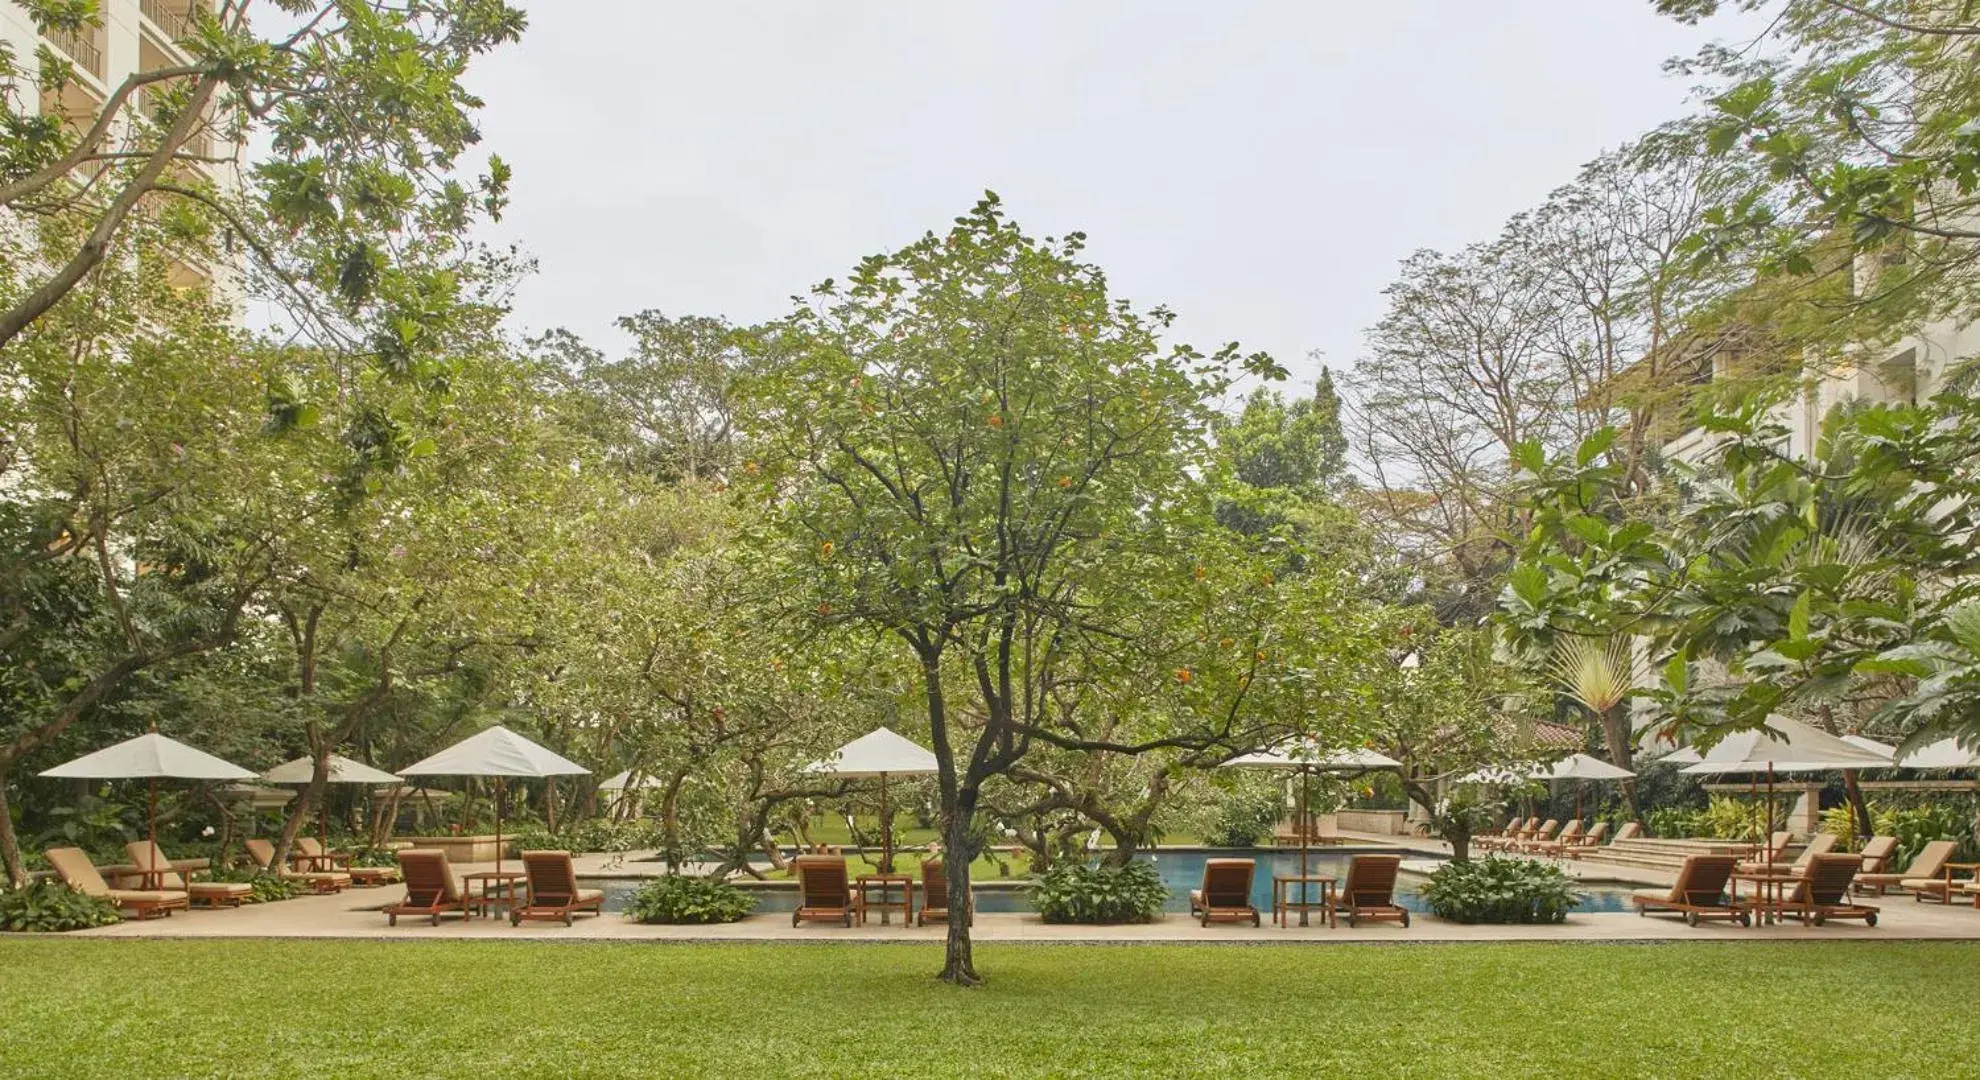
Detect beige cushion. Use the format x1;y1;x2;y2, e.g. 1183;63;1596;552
107;888;187;905
188;882;253;897
575;888;604;904
285;870;352;886
1901;878;1950;892
1631;886;1675;904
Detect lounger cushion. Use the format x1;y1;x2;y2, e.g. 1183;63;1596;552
1900;878;1950;892
187;882;253;898
106;888;188;905
575;888;604;904
1630;886;1676;905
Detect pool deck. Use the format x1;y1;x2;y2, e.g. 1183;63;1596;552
59;847;1980;945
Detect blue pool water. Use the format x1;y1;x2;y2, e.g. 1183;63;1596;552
584;848;1637;917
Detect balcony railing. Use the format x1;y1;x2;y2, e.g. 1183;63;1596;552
46;26;106;81
140;0;195;40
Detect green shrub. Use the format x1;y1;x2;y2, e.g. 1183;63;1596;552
1420;857;1582;925
1875;804;1979;864
0;881;124;932
623;875;755;925
1201;790;1281;848
204;869;304;903
513;819;663;858
1031;861;1169;924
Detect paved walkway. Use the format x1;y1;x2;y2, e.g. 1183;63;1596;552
69;880;1980;945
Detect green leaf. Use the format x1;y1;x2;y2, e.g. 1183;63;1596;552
1788;590;1812;642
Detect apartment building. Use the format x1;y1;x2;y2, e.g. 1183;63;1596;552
1659;255;1980;466
2;0;242;301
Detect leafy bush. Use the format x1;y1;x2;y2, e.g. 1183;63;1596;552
623;875;755;925
513;819;663;859
1875;803;1979;864
0;881;123;932
204;869;304;903
1201;789;1281;848
1647;796;1768;841
1031;861;1169;924
1420;857;1582;925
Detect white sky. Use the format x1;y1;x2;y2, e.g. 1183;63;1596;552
469;1;1761;387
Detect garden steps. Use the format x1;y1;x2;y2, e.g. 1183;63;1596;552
1575;838;1762;874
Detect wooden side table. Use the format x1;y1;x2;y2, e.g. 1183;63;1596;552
1732;870;1797;927
856;874;913;926
1273;874;1336;928
462;870;526;919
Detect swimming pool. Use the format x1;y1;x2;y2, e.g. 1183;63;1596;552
583;849;1639;917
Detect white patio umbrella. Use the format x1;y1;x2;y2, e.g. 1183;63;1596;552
40;732;257;880
1459;753;1635;825
1682;717;1893;866
398;725;590;873
1223;741;1402;891
804;727;939;873
598;769;665;792
262;754;401;857
1845;734;1980;770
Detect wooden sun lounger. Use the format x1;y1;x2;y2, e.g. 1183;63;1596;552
384;849;470;926
1525;820;1584;856
1740;831;1837;874
917;859;970;927
125;840;252;909
1559;821;1613;858
1632;854;1747;926
511;850;605;926
294;837;398;887
245;839;351;893
1477;818;1532;853
44;847;189;919
1334;855;1409;928
792;855;855;927
1787;854;1880;927
1859;839;1957;899
1189;858;1260;927
1856;836;1898;878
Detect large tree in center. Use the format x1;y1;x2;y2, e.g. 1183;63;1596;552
744;195;1329;985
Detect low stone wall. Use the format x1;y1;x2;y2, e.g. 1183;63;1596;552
1336;809;1408;836
395;834;502;863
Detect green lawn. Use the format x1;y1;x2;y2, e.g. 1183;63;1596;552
2;939;1975;1077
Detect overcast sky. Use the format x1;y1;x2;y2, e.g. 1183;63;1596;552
468;2;1757;388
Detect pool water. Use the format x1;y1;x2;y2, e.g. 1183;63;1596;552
584;849;1638;917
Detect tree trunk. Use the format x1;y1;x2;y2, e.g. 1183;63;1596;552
660;770;689;871
1842;769;1872;842
1597;707;1641;820
0;771;24;887
940;789;981;987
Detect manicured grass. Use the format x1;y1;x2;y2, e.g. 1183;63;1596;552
2;939;1976;1077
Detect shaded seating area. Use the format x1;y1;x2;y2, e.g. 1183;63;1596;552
1738;832;1836;875
1787;854;1880;927
511;851;605;926
1334;855;1409;928
792;855;855;927
125;840;252;909
246;839;351;894
294;837;399;887
1898;841;1973;903
44;847;188;920
1632;855;1747;926
1856;835;1898;876
383;849;469;926
1188;858;1260;927
1858;840;1956;898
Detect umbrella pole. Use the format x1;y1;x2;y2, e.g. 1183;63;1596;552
879;772;892;875
148;777;158;881
495;776;504;876
1765;764;1775;869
